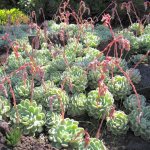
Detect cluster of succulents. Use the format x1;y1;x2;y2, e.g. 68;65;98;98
6;52;26;73
78;138;107;150
67;93;87;116
0;96;10;120
14;80;31;101
86;89;114;119
61;66;88;93
106;110;129;135
107;58;128;75
48;118;84;149
1;18;150;149
129;106;150;141
123;94;146;112
107;75;131;100
126;68;141;84
10;99;45;135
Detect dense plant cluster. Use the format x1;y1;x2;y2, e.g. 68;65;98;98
0;0;150;149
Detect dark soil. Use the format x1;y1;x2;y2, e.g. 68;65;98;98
136;63;150;101
13;136;56;150
103;131;150;150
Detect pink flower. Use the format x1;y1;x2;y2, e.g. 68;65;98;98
101;14;111;27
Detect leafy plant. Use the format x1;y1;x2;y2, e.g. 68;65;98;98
10;99;45;135
126;68;141;84
48;118;84;149
86;89;114;119
61;66;88;93
129;106;150;141
0;8;29;25
6;127;22;146
78;138;107;150
107;75;131;100
0;96;10;120
124;94;146;112
106;110;129;135
67;93;87;116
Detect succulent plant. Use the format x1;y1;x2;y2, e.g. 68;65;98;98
6;127;22;146
6;52;25;73
61;66;88;93
106;110;129;135
67;93;87;116
139;34;150;52
87;62;109;90
34;49;52;66
33;80;55;103
51;49;76;71
45;112;62;130
118;30;139;52
129;106;150;141
130;54;148;65
82;31;101;48
123;94;146;112
48;118;84;149
78;138;107;150
86;89;114;119
74;48;103;69
14;80;31;101
107;75;131;100
66;38;84;57
129;23;144;36
10;99;45;135
0;96;10;120
108;58;128;75
126;68;141;84
33;83;69;113
95;24;112;41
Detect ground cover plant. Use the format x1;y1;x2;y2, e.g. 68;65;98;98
0;0;150;150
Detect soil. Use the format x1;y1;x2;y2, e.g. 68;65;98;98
136;64;150;101
13;136;56;150
103;131;150;150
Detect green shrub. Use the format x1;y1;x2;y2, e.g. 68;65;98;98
0;8;29;25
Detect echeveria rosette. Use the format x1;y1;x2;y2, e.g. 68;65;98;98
118;30;139;52
83;32;101;48
46;87;69;113
51;49;76;71
6;52;25;73
67;93;87;117
126;68;141;84
108;58;128;75
123;94;146;113
106;111;129;135
130;54;148;65
87;65;109;90
78;138;107;150
34;49;52;66
48;118;84;149
129;23;144;36
61;66;88;94
129;106;150;141
33;80;55;103
74;48;104;69
86;89;114;119
107;75;132;100
14;80;31;101
0;96;10;120
45;112;62;130
66;39;84;57
10;99;45;135
138;34;150;52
